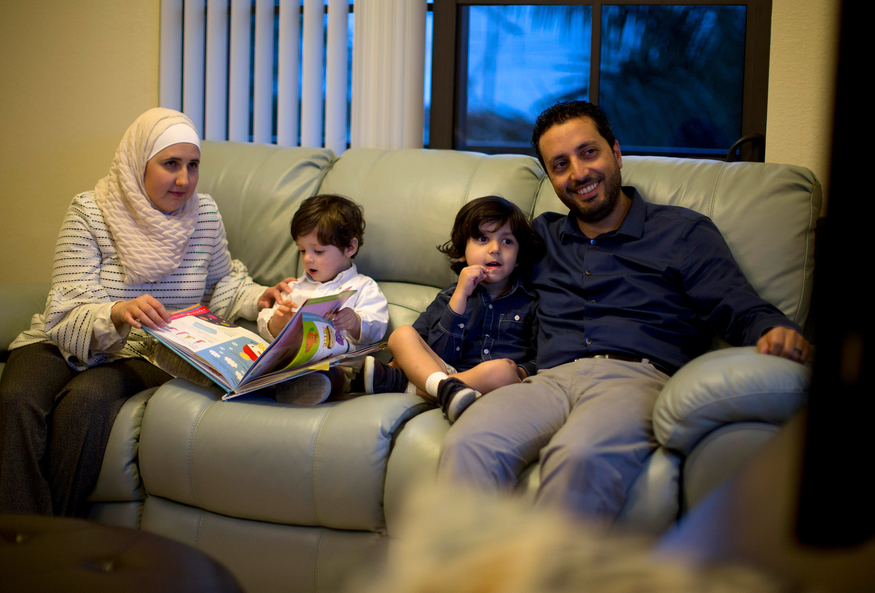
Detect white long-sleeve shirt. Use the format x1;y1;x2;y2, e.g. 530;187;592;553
256;263;388;346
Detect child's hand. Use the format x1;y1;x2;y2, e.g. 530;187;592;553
332;308;361;340
449;265;488;314
267;299;297;337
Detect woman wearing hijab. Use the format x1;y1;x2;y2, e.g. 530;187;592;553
0;108;276;517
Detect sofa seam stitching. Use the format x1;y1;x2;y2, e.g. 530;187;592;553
464;156;487;202
309;410;332;525
796;174;819;326
187;401;214;506
313;528;326;590
710;162;727;219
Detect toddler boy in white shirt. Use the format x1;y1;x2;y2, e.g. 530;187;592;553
258;194;388;404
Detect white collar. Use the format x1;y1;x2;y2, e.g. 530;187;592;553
302;262;358;285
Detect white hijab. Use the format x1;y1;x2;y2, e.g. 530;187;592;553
94;108;201;285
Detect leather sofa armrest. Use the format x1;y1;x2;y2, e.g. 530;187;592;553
0;282;49;353
653;347;811;454
88;388;158;503
384;408;445;537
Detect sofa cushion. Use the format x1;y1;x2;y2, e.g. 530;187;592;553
138;380;432;532
141;497;387;593
319;148;544;289
199;142;335;287
653;347;811;453
378;281;441;337
89;388;157;504
0;281;50;354
681;421;779;510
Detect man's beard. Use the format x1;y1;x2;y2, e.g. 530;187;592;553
561;168;623;223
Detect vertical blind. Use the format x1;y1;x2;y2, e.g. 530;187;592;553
159;0;426;152
159;0;348;152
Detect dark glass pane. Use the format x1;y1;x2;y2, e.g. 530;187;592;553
461;5;591;151
599;5;746;157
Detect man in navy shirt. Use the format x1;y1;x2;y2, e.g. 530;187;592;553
437;101;810;522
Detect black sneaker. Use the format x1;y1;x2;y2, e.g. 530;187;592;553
364;356;409;394
436;377;480;423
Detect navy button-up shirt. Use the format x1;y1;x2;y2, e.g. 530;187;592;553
412;274;539;376
531;188;800;373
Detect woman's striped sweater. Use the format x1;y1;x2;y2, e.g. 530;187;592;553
11;191;263;370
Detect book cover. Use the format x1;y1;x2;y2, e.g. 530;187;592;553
145;290;383;398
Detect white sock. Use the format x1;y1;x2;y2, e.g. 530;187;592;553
425;372;450;397
405;381;418;394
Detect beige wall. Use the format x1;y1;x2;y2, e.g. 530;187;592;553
766;0;840;201
0;1;160;284
0;0;840;284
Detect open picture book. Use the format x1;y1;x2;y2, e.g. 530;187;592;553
145;290;384;399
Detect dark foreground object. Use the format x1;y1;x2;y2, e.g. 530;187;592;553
0;514;243;593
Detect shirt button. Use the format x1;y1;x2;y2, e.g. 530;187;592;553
458;323;465;329
456;346;460;351
488;304;493;309
484;349;489;354
514;315;520;321
485;334;490;338
585;270;592;275
585;338;592;345
590;239;596;245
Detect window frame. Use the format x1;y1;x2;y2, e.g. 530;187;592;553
429;0;772;160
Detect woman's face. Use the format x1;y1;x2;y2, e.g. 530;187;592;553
144;142;200;213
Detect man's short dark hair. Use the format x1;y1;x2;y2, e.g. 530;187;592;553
438;195;544;275
291;194;365;257
531;101;617;170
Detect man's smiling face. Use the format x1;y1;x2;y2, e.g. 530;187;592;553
538;116;625;228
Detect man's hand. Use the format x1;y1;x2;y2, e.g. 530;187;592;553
757;326;810;363
258;277;296;310
332;308;361;340
111;295;171;330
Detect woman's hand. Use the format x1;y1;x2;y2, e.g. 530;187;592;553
258;277;296;310
111;295;171;330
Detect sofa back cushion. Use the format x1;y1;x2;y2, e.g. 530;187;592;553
532;156;822;332
319;148;544;290
199;141;335;286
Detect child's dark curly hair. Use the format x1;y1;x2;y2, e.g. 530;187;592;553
291;194;365;257
438;196;545;275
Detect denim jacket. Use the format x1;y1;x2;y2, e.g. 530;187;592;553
412;273;538;376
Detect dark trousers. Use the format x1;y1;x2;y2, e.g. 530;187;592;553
0;343;171;517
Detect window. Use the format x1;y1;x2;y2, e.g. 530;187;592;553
429;0;771;160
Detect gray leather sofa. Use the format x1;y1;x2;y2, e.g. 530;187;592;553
0;142;821;592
